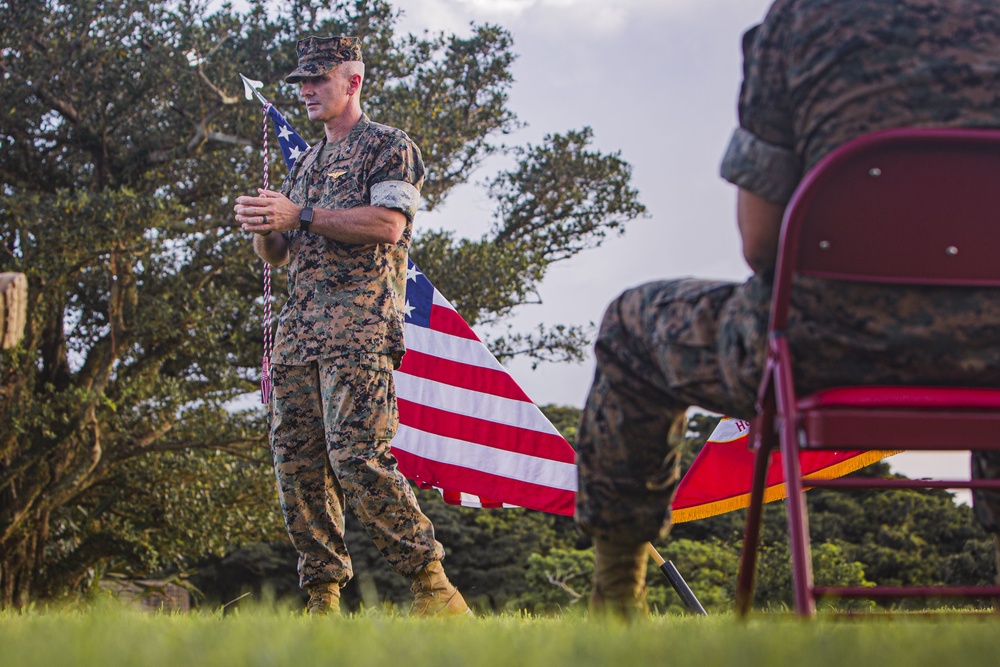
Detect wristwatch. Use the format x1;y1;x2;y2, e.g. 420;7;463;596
298;206;314;232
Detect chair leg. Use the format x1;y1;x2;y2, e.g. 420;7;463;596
736;440;772;617
780;426;816;617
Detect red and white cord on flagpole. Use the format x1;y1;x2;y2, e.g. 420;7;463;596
259;103;274;404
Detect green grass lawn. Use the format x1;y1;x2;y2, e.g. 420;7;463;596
2;602;999;667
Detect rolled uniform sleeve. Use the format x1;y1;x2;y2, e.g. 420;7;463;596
720;128;800;205
368;134;425;222
719;0;803;205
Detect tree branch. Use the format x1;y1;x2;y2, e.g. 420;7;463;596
0;59;80;125
45;413;104;510
544;571;584;602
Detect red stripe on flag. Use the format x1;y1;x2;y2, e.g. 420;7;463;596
397;398;576;463
394;449;575;516
428;303;480;340
397;349;532;402
439;488;505;509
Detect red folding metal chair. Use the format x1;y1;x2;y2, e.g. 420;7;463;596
734;127;1000;617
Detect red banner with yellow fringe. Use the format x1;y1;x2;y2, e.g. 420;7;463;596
671;417;897;523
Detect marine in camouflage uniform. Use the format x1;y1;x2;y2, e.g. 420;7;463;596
576;0;1000;612
236;36;468;616
270;105;444;588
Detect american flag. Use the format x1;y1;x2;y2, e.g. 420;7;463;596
393;261;576;515
263;103;578;517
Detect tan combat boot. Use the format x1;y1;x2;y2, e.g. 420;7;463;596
305;582;341;616
409;561;472;617
589;538;648;620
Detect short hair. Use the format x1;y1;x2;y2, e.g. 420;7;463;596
340;60;365;81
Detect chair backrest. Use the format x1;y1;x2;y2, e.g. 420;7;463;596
770;128;1000;329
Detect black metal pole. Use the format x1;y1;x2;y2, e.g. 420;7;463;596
645;543;708;616
660;560;708;616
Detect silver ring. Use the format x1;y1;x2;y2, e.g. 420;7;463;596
261;214;267;225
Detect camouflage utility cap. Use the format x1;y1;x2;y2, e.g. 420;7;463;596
285;36;363;84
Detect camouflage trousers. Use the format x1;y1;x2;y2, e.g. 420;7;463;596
575;277;770;543
270;359;443;589
575;275;1000;543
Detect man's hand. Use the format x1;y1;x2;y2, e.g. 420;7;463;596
235;189;302;235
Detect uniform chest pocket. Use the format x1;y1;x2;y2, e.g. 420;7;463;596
313;162;367;209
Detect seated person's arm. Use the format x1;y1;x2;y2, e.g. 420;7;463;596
736;187;785;275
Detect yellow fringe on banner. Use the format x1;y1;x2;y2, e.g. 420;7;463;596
672;450;899;524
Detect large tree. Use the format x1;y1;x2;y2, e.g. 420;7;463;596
0;0;646;607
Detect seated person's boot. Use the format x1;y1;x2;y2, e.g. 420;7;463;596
590;538;648;620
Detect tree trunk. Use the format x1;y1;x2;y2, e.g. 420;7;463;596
0;531;35;609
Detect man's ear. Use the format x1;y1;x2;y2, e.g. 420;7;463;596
348;74;362;96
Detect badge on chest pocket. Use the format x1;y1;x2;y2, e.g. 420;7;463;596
319;164;365;208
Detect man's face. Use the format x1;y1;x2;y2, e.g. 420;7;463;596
298;66;350;123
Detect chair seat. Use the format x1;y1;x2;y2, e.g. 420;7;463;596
794;385;1000;451
798;385;1000;410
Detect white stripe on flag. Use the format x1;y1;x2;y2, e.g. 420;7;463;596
403;325;503;371
394;373;560;435
458;491;482;507
432;289;456;310
394;424;579;491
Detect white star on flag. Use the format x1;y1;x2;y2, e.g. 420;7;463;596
407;264;422;282
264;104;310;168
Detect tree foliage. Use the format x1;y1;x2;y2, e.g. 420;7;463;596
411;126;644;363
0;0;646;607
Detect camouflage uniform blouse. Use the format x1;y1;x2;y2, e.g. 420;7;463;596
718;0;1000;391
275;114;425;368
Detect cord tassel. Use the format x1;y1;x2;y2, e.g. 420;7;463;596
260;103;274;404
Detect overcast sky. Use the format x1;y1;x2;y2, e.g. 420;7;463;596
376;0;971;494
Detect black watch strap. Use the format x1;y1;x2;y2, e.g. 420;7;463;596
298;206;314;231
